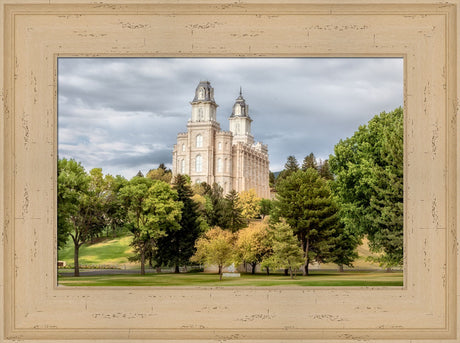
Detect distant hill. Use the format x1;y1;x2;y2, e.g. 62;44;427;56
272;171;282;179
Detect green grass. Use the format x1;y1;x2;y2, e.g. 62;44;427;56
58;234;135;267
58;271;403;287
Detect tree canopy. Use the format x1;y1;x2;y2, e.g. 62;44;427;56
329;107;403;267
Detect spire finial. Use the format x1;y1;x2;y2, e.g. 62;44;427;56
239;86;242;96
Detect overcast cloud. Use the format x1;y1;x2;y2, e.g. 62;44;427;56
58;58;403;178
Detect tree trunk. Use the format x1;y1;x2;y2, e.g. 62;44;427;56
74;243;80;277
386;267;392;273
219;265;223;281
338;264;344;272
251;262;256;274
174;265;180;273
303;238;310;276
140;250;145;275
266;267;270;275
289;267;293;279
284;268;288;276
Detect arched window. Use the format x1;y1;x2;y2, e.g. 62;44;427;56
182;144;185;152
217;158;222;172
196;134;203;148
218;142;222;150
195;155;202;172
225;158;228;172
196;179;201;184
180;159;185;174
198;108;204;121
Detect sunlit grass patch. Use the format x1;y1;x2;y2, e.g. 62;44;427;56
58;270;403;287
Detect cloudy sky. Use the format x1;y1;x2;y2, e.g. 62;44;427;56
58;58;403;178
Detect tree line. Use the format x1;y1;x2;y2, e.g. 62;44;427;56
58;107;403;278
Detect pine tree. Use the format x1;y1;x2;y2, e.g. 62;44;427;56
276;169;347;275
318;159;334;180
222;190;246;232
284;155;300;172
301;152;318;171
155;174;202;272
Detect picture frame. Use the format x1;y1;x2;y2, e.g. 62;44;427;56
1;1;458;342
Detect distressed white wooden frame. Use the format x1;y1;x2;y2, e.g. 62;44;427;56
0;1;458;342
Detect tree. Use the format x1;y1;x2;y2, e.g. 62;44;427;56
261;221;304;279
58;160;108;276
302;152;318;171
155;174;202;273
318;159;334;180
104;174;128;237
119;177;182;275
190;227;235;280
269;171;276;188
234;221;271;274
329;107;403;267
276;169;344;275
135;170;144;178
259;198;273;219
222;190;246;232
276;155;300;183
57;158;88;251
202;183;226;228
146;164;172;183
237;189;261;222
285;155;300;172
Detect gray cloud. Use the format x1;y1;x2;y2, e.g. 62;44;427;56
58;58;403;177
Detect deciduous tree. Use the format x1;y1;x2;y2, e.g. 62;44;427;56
329;107;403;267
234;221;271;274
237;189;261;222
120;177;182;274
190;227;235;280
261;221;304;279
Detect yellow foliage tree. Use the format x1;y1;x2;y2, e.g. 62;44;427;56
190;227;235;280
237;189;261;222
235;221;271;274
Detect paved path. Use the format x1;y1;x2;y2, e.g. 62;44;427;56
59;269;158;276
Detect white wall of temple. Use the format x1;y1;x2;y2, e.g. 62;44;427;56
191;103;217;122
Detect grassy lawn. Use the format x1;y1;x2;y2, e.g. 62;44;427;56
58;233;136;267
58;270;403;287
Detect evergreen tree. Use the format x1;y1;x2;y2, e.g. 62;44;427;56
318;159;334;180
202;183;226;228
259;198;273;219
269;171;276;188
276;169;345;275
222;190;246;232
301;152;318;171
155;174;202;273
276;155;300;183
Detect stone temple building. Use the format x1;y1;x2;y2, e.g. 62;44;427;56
172;81;270;199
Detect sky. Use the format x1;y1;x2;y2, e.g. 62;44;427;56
58;58;403;178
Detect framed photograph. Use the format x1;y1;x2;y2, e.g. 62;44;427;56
1;1;458;342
